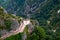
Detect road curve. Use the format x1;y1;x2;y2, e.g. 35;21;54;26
0;19;30;39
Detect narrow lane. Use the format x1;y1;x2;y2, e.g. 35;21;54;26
0;20;30;39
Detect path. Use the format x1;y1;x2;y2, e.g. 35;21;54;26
0;19;30;39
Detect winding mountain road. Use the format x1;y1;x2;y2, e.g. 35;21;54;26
0;19;30;39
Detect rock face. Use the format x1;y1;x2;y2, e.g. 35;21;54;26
0;7;34;40
11;19;19;30
0;19;4;26
28;23;34;33
0;7;20;39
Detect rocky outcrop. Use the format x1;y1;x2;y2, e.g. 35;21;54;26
0;7;35;40
11;19;19;30
0;19;31;39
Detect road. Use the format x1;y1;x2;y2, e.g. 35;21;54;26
0;19;30;39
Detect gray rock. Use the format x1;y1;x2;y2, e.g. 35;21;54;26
11;19;19;30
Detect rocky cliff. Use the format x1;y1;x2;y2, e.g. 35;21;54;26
0;7;22;39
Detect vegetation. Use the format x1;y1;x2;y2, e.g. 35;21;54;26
4;19;12;31
0;7;22;30
4;33;22;40
0;0;60;40
26;26;46;40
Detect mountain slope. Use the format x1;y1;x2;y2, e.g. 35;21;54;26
0;7;22;38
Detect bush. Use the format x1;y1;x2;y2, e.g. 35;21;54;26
4;19;12;31
4;33;22;40
27;26;46;40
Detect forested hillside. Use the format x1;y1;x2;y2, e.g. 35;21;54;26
0;0;60;40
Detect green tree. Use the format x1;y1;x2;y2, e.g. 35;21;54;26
27;26;46;40
4;33;22;40
56;36;60;40
4;19;12;31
